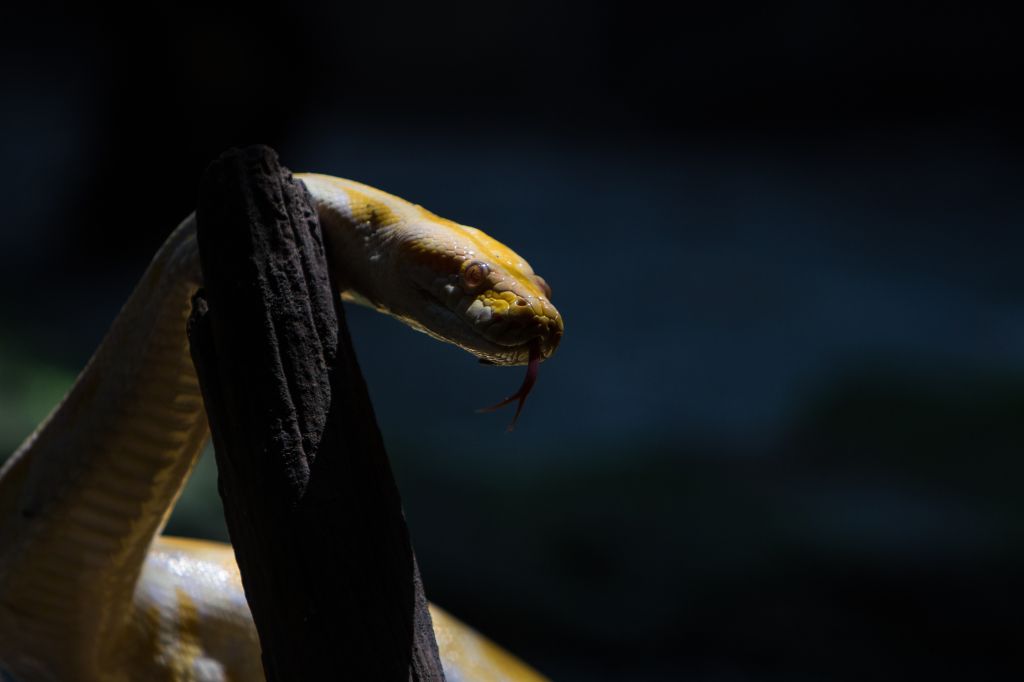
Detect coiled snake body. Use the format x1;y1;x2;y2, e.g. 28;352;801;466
0;173;563;681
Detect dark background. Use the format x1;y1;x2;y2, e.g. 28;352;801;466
2;3;1022;680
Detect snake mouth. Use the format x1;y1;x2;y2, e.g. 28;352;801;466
467;314;560;366
412;284;560;366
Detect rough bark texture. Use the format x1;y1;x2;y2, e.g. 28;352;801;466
187;145;444;681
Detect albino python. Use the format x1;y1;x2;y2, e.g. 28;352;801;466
0;173;564;681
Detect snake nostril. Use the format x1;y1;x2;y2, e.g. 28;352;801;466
515;298;528;307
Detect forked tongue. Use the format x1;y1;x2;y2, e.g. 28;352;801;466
477;340;542;431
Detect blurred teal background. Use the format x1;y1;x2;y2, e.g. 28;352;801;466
3;3;1023;680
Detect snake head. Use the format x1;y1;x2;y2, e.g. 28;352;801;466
396;220;564;367
301;172;563;426
302;172;563;367
395;220;563;428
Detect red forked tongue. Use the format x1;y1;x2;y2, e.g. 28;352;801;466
477;340;542;431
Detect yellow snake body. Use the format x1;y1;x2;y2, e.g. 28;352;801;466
0;173;562;681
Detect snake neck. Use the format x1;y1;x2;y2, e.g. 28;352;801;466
298;173;425;311
0;216;206;677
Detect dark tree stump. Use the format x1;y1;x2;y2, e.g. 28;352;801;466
187;146;444;681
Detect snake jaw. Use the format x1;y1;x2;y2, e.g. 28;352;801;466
476;339;542;431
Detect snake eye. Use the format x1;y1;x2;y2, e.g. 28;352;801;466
533;275;552;299
462;260;490;288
